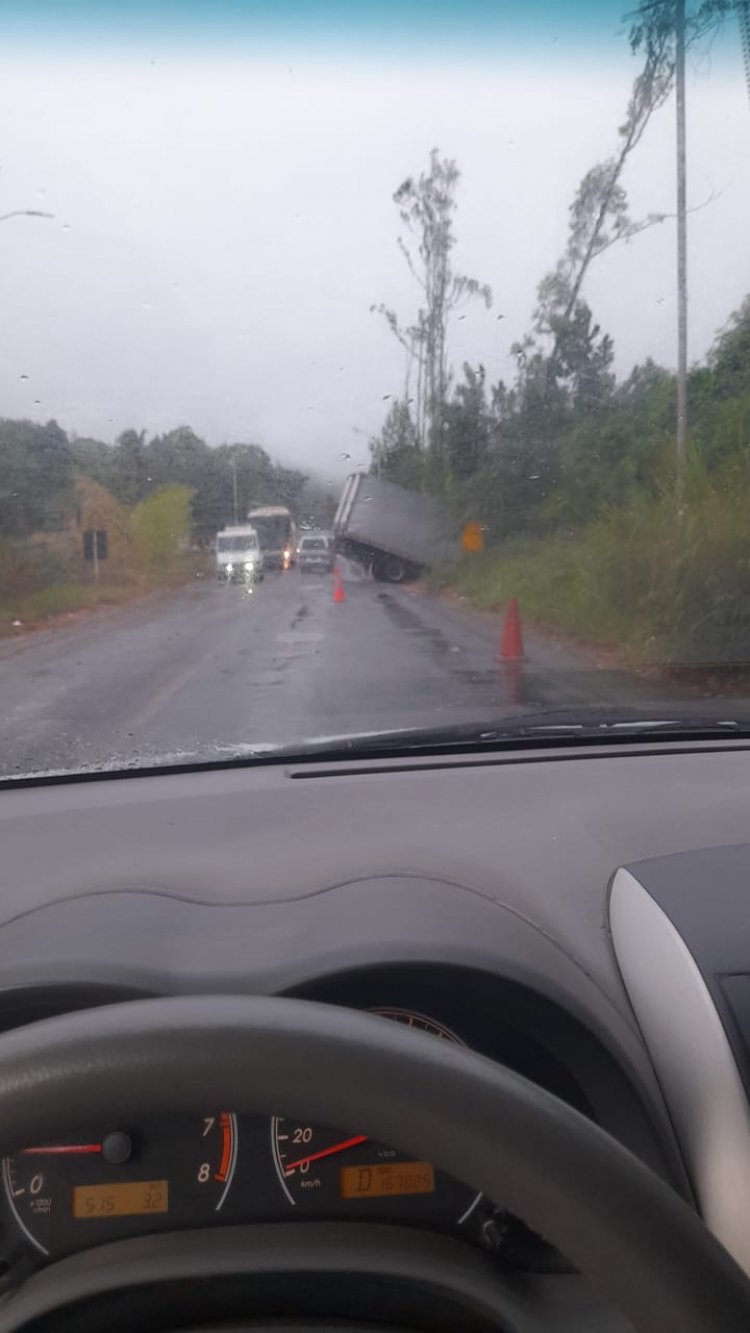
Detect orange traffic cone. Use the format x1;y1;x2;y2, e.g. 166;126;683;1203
499;597;524;661
332;569;346;604
501;660;523;706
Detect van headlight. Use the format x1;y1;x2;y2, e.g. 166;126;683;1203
226;562;234;574
244;560;255;572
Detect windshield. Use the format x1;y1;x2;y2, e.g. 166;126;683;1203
1;1;749;778
217;536;257;554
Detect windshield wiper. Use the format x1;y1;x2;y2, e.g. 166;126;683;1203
275;707;749;759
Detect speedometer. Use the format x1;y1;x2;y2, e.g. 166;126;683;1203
271;1008;482;1227
3;1112;237;1257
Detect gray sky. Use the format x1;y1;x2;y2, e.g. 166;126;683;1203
0;30;747;483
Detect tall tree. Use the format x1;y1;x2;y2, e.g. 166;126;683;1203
707;294;750;400
534;1;730;393
369;400;422;488
536;35;676;391
0;419;75;537
443;365;492;483
112;429;149;506
374;149;492;471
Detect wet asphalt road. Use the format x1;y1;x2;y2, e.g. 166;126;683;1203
0;562;659;778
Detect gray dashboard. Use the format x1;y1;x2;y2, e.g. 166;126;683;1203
2;739;750;1249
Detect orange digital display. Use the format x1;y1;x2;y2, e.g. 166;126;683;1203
339;1161;434;1200
72;1180;168;1219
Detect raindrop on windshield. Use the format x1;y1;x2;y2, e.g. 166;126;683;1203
19;374;28;381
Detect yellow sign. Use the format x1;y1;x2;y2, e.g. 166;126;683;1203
461;521;484;553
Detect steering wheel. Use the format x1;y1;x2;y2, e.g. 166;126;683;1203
0;995;748;1333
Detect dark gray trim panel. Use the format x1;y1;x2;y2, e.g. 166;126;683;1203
0;995;745;1333
0;1224;629;1333
610;867;750;1275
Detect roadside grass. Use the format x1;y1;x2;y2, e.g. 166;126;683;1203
430;535;642;659
431;481;750;670
0;554;210;638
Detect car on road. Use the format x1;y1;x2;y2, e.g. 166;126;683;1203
297;532;334;573
215;525;262;584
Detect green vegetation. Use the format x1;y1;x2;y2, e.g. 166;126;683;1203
432;464;750;668
131;486;193;573
422;309;750;667
421;300;750;667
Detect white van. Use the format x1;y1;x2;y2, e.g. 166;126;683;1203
215;525;262;583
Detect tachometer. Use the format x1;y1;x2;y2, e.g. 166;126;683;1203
3;1112;237;1257
271;1008;482;1227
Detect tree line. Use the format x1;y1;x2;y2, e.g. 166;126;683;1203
0;423;333;547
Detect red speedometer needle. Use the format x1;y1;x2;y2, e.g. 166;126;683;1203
22;1144;102;1156
283;1134;368;1173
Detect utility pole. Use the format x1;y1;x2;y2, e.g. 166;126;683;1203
675;0;688;506
229;457;239;524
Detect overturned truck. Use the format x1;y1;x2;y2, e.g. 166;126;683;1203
333;474;461;583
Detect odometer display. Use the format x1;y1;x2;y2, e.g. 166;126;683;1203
3;1113;237;1257
271;1007;482;1228
339;1160;434;1199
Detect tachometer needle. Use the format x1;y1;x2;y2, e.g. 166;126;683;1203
283;1134;368;1173
22;1144;102;1155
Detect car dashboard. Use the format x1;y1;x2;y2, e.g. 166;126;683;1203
0;960;646;1276
2;739;750;1313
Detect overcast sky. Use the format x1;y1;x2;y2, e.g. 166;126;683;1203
0;2;746;482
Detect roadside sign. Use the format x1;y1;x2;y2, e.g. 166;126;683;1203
461;521;484;553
